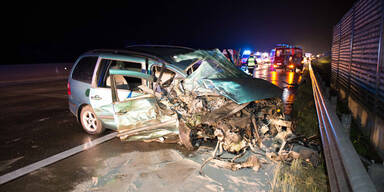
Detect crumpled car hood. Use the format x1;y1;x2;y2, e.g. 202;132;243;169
174;49;282;104
200;77;282;104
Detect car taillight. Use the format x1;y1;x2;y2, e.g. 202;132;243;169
67;82;71;95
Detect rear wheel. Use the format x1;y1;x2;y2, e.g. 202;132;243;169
80;105;105;135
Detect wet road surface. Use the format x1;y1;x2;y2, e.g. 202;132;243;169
0;80;112;176
253;63;302;116
0;64;302;191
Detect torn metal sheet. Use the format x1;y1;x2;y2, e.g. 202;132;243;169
113;96;178;140
175;49;282;104
113;97;158;128
201;78;283;104
119;125;178;141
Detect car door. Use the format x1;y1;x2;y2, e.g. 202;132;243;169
89;58;145;129
69;56;98;112
91;65;178;140
108;69;178;141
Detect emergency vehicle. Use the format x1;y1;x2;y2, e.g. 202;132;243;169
270;44;303;71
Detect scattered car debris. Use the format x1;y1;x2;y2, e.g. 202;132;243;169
210;155;261;172
108;49;321;172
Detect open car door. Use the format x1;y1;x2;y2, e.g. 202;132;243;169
108;69;178;141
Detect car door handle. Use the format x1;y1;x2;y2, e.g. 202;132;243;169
91;95;102;100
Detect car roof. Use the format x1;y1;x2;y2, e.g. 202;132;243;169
85;45;195;72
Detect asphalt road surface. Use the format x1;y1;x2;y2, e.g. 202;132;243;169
253;64;302;116
0;63;303;191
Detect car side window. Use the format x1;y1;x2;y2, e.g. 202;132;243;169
98;59;143;90
72;56;98;83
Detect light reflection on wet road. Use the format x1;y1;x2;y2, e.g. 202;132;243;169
253;63;302;116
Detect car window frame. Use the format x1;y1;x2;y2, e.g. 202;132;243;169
92;56;146;90
71;55;99;84
150;63;185;81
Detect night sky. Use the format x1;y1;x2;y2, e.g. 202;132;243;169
5;0;356;64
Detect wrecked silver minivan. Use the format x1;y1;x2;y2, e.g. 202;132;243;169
69;46;284;153
96;48;283;150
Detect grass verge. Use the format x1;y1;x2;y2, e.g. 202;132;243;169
273;67;329;191
271;159;328;192
311;57;331;86
292;69;319;137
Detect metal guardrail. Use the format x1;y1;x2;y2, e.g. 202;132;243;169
309;64;376;192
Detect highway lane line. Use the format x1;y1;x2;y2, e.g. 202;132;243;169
0;132;118;185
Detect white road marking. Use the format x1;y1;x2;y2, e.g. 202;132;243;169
0;132;118;185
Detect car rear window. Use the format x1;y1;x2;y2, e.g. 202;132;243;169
72;56;98;83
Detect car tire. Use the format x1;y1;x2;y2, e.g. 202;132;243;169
80;105;105;135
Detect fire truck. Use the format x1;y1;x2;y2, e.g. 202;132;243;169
270;44;303;71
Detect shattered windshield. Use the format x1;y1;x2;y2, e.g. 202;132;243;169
173;49;282;104
174;49;249;80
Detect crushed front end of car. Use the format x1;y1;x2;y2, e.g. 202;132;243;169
113;49;320;172
119;49;290;152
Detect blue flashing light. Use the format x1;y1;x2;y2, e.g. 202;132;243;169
243;50;251;55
